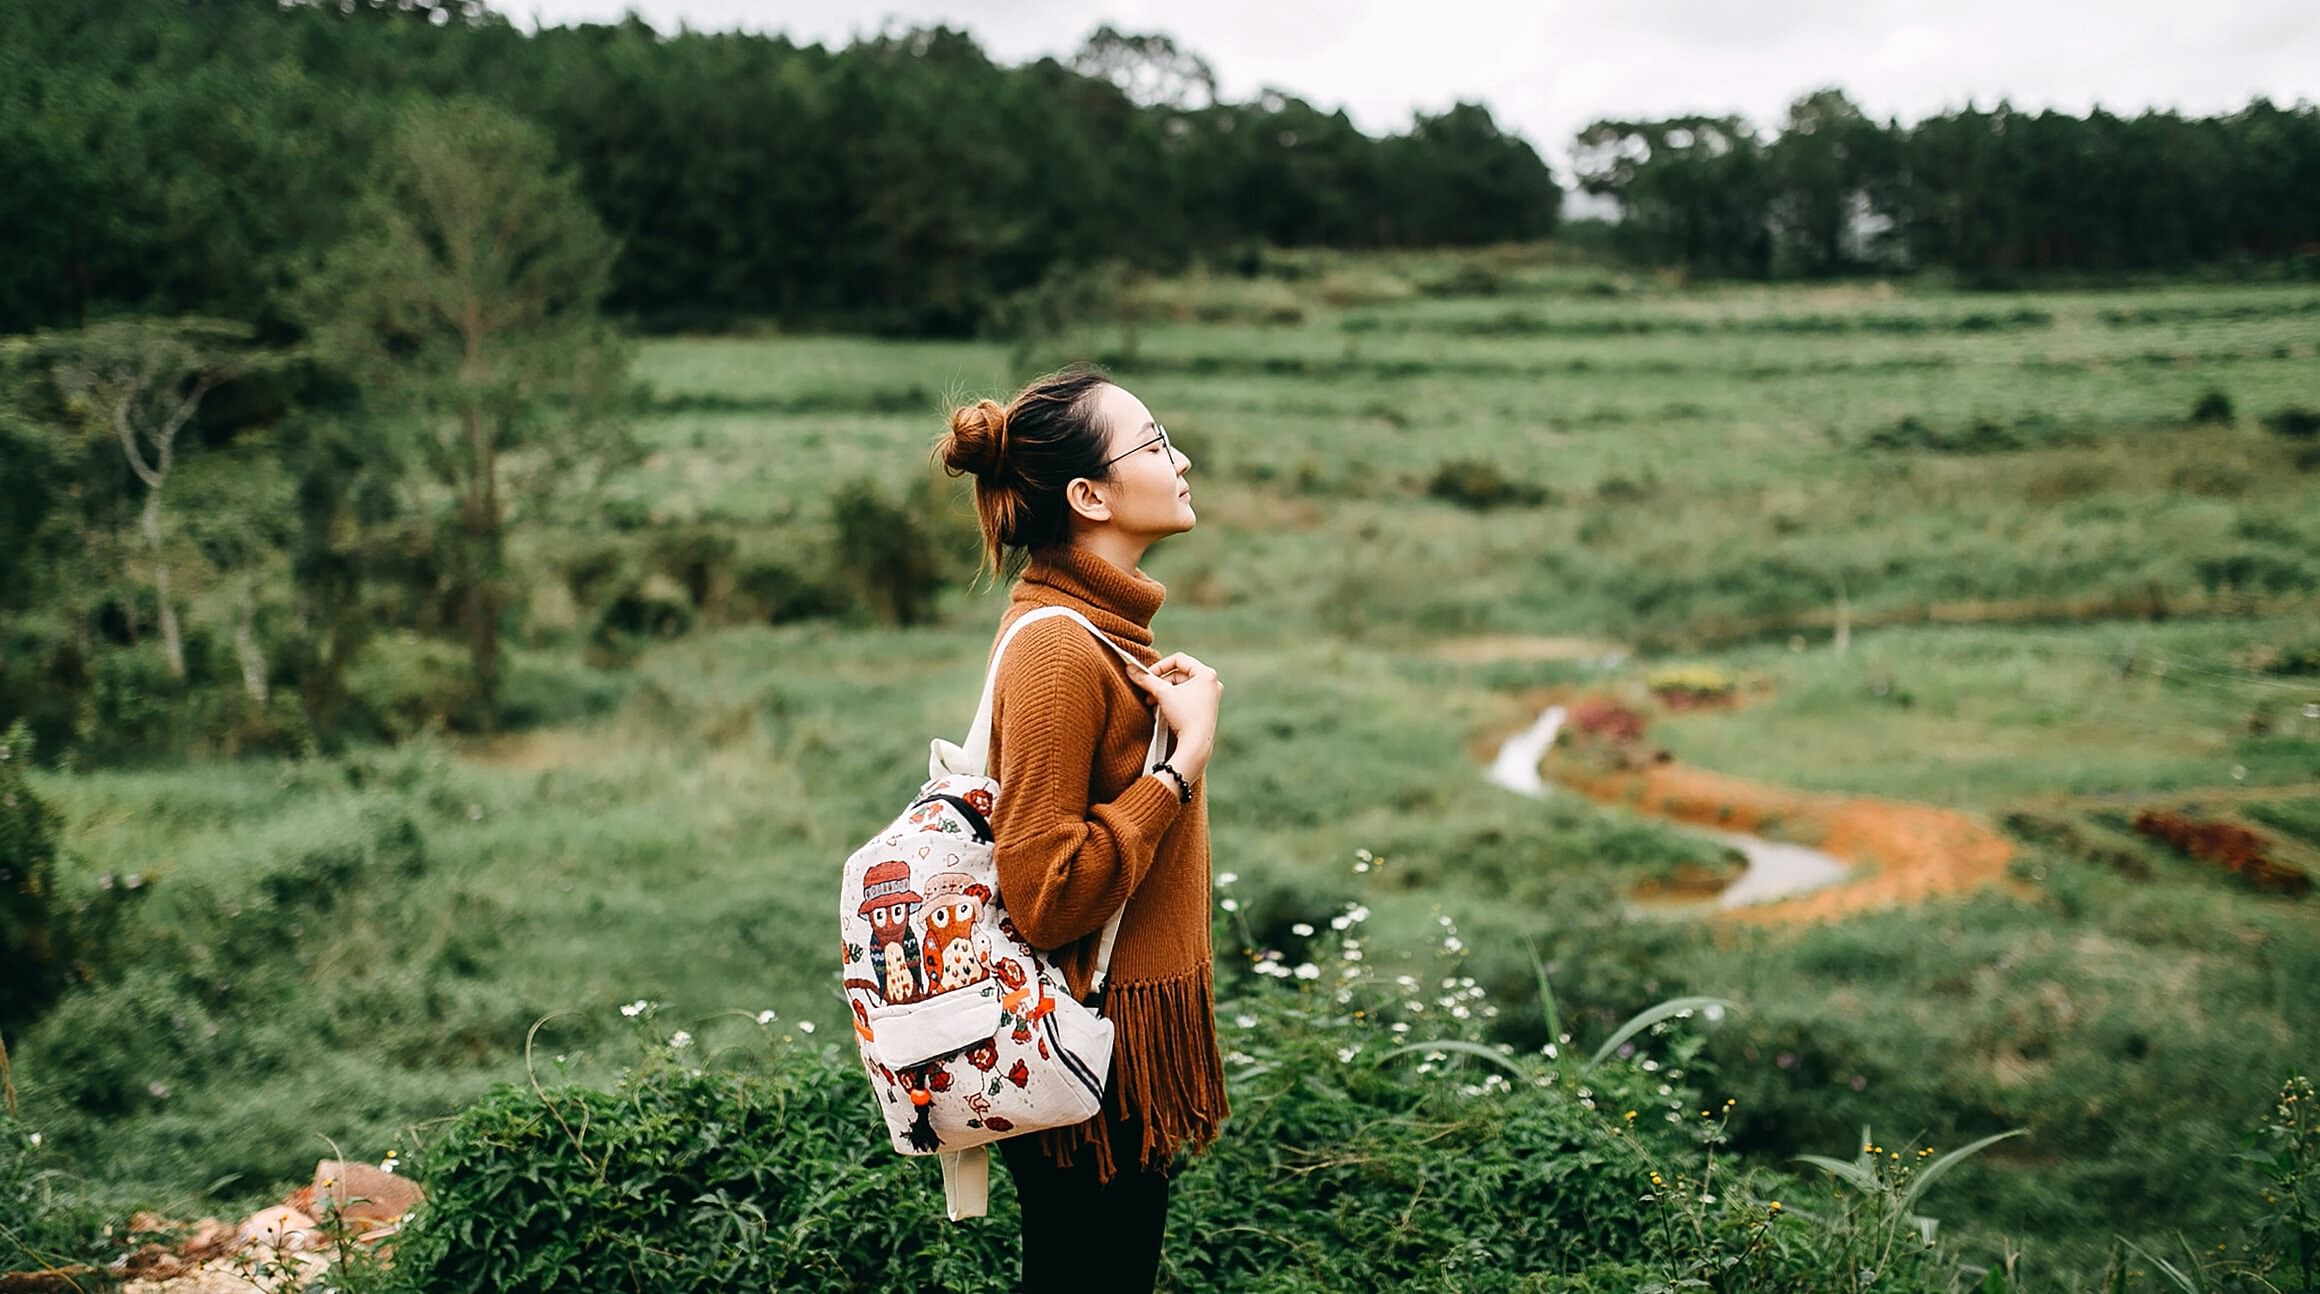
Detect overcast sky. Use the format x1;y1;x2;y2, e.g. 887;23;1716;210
509;0;2320;181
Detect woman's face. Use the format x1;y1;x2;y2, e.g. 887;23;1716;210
1083;382;1194;537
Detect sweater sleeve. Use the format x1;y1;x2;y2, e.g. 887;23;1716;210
987;617;1184;950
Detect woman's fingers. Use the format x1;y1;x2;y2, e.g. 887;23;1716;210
1153;652;1214;683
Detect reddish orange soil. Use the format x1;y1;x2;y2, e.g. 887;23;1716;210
1554;760;2023;925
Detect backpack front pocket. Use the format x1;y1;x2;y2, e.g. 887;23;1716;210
868;985;1003;1069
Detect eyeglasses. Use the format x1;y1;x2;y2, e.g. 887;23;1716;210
1100;423;1174;471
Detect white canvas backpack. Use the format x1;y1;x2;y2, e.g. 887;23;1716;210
837;605;1167;1221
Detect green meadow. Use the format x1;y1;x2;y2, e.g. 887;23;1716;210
12;250;2320;1287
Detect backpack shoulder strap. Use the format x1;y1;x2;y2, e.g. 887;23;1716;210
952;605;1170;998
959;606;1167;779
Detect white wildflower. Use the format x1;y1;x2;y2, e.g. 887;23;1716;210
1291;922;1315;937
1542;1043;1559;1059
28;1132;41;1148
620;999;651;1018
1391;1022;1410;1034
797;1020;816;1034
669;1031;693;1049
1219;897;1239;912
1703;1003;1726;1023
1294;963;1320;981
1236;1014;1258;1029
1443;937;1465;953
1337;1045;1360;1063
756;1010;778;1025
1215;872;1238;887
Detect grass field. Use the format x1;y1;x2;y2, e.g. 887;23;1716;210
14;250;2320;1286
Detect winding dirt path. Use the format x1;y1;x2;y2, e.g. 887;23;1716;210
1552;760;2023;925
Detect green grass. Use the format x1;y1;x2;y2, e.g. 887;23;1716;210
9;256;2319;1287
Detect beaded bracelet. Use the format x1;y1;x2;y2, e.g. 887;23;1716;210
1152;761;1193;804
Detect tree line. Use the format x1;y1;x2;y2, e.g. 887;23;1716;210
0;1;1560;338
1577;89;2320;279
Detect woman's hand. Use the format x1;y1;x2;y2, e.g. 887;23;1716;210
1127;652;1221;783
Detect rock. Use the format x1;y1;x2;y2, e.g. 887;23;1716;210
309;1160;423;1225
232;1207;318;1254
122;1251;330;1293
183;1217;237;1262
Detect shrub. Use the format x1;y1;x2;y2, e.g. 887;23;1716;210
1647;665;1739;710
2192;389;2236;424
829;478;946;626
1417;261;1512;298
0;723;64;1029
646;528;739;612
342;632;483;740
1312;270;1416;308
593;573;695;642
1427;459;1551;510
2263;406;2320;440
382;904;2027;1294
0;1110;111;1274
732;558;848;625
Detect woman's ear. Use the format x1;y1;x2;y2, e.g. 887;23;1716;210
1064;476;1112;524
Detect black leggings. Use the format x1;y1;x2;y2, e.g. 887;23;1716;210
999;1115;1173;1292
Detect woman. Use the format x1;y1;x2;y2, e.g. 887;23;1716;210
934;365;1227;1292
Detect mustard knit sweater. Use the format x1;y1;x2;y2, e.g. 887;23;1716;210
986;543;1228;1181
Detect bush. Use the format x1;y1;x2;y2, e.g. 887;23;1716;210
1426;459;1552;510
342;632;483;740
0;1109;111;1273
2192;388;2236;424
645;527;739;612
594;573;695;642
382;911;2025;1294
829;478;946;626
2263;406;2320;440
732;558;848;625
0;722;64;1029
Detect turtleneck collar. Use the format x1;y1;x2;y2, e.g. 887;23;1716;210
1010;543;1167;661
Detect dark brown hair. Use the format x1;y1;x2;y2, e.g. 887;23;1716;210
934;365;1116;582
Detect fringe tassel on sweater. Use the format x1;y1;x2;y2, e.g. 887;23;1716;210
1037;970;1230;1182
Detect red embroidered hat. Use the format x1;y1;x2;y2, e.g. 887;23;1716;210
857;858;924;915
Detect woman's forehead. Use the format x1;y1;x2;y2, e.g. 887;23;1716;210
1092;383;1155;443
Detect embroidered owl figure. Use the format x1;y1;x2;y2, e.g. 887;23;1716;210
855;859;924;1004
919;871;992;994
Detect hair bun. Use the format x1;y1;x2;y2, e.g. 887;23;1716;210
941;398;1009;479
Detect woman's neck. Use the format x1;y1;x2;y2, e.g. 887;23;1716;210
1073;531;1151;577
